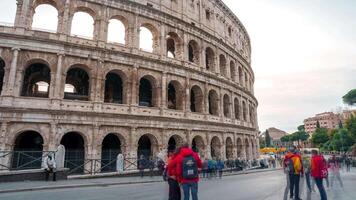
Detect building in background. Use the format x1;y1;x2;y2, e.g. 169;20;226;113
261;127;287;147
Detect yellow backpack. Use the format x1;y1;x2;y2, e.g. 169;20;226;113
291;156;302;174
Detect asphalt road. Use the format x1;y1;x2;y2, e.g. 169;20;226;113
0;170;355;200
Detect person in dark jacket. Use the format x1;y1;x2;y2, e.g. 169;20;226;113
138;155;148;178
216;159;225;179
167;150;181;200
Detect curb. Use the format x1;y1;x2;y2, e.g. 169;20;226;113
0;168;281;194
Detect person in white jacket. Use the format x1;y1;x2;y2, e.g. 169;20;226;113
43;153;57;181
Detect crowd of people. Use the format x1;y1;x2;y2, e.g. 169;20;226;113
282;146;354;200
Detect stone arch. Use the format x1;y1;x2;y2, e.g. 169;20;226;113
167;80;184;110
11;130;44;170
139;23;159;53
139;75;158;107
31;2;58;32
191;135;205;157
60;131;86;174
0;57;4;95
166;32;183;59
21;61;51;98
210;136;221;159
104;70;127;104
242;101;248;121
101;133;123;172
238;66;243;84
208;89;219;116
190;85;204;113
205;47;215;72
167;134;184;153
234;98;240;120
236;137;243;158
230;61;236;81
245;138;251;160
249;104;255;125
188;40;200;64
137;133;159;159
223;94;231;118
251;139;256;159
107;16;128;44
225;137;233;159
70;8;95;39
219;54;227;77
64;65;90;101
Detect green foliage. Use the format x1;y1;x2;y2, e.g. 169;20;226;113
297;125;305;132
312;128;329;148
330;129;354;152
316;120;321;129
281;135;291;142
259;137;266;148
346;116;356;140
343;89;356;105
265;130;272;147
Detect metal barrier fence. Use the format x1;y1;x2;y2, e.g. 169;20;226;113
0;151;55;171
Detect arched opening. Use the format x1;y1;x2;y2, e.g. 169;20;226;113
0;58;5;95
71;11;94;39
245;72;249;89
250;105;255;125
219;54;227;77
223;94;231;118
245;139;250;160
205;47;215;71
208;90;219;116
60;132;85;174
167;81;183;110
167;38;175;58
11;131;43;170
243;101;247;121
21;62;51;98
0;1;16;25
225;137;233;159
192;135;205;157
238;67;243;85
234;98;240;120
32;4;58;32
188;40;199;64
236;138;242;157
107;18;126;44
137;134;157;159
104;72;123;104
210;136;221;159
139;76;156;107
139;26;156;53
190;85;203;113
101;134;122;172
166;32;182;59
64;67;90;101
167;135;183;153
230;61;236;81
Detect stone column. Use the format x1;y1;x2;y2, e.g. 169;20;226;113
204;82;209;115
205;133;211;159
128;127;137;159
219;87;223;119
48;122;57;151
58;0;70;40
130;65;138;106
54;53;64;99
0;121;9;170
160;72;167;109
48;72;56;98
4;48;20;96
159;25;166;57
184;76;190;114
230;90;235;119
14;0;30;33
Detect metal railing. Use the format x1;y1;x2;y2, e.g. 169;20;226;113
0;150;55;171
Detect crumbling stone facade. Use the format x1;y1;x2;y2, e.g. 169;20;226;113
0;0;259;172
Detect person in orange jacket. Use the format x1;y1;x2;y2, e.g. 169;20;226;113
284;146;303;200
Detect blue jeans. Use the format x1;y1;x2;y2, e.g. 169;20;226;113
182;182;198;200
315;178;327;200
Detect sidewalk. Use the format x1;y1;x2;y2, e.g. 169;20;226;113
0;168;280;194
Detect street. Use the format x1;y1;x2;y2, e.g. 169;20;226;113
0;170;355;200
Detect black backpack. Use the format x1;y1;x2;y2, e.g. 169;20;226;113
182;155;198;179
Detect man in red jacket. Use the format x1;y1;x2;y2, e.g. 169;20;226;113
172;143;202;200
311;150;327;200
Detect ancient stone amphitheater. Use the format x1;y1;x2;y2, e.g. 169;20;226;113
0;0;258;173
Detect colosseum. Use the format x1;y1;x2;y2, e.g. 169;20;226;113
0;0;259;174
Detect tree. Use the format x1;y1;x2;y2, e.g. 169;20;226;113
330;129;354;152
259;136;266;149
265;130;272;147
345;116;356;140
297;125;305;132
343;89;356;105
281;135;291;142
311;128;329;148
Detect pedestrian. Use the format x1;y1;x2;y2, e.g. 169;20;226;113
138;155;147;178
174;143;202;200
329;155;343;188
166;150;181;200
311;150;328;200
207;159;213;179
217;158;224;179
43;153;56;181
202;158;208;178
284;146;303;200
302;150;312;192
149;157;155;177
345;156;351;172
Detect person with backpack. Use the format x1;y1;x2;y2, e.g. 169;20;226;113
174;143;202;200
166;150;181;200
311;150;327;200
284;146;303;200
43;153;56;181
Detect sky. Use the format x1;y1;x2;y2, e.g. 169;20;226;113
0;0;355;133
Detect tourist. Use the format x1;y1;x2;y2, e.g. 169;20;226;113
328;155;343;188
138;155;147;178
302;150;312;192
202;158;208;178
345;156;352;172
173;143;202;200
43;153;56;181
216;158;225;179
284;146;303;200
311;150;328;200
166;150;181;200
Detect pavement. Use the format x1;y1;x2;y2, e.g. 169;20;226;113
0;168;355;200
